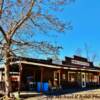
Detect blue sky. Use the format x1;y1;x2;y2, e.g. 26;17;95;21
53;0;100;64
21;0;100;65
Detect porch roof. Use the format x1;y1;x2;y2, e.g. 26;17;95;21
11;60;100;73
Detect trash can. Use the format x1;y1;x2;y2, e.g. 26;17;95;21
43;82;48;92
37;82;43;92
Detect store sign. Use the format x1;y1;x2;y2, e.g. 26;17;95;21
71;60;90;66
11;76;19;81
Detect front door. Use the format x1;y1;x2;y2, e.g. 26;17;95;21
81;73;86;88
54;70;60;87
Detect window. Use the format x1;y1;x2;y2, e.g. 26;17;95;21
62;74;66;80
82;74;84;78
68;72;76;82
82;82;85;86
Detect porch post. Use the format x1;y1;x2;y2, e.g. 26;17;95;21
97;72;100;85
18;61;23;96
59;70;61;87
40;67;43;93
53;71;56;87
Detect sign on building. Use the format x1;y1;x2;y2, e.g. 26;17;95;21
71;59;90;66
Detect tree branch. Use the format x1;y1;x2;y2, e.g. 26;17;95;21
9;0;35;39
0;26;8;42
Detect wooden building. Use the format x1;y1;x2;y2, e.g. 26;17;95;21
0;55;100;92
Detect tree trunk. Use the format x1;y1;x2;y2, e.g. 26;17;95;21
4;44;12;97
5;62;12;97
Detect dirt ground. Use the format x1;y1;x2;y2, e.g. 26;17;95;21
24;88;100;100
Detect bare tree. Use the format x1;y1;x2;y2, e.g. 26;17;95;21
84;43;90;61
75;48;82;56
0;0;73;98
91;53;97;62
84;43;98;62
